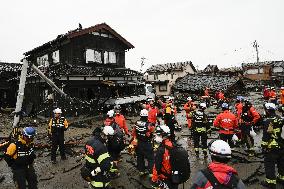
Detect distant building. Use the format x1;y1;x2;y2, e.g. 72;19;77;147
144;61;196;96
202;64;219;75
242;61;284;83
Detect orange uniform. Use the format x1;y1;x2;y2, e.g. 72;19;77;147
280;89;284;105
115;114;129;135
147;106;159;124
213;110;238;135
235;102;243;120
269;90;276;99
184;101;194;128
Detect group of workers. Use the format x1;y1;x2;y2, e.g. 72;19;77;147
2;87;284;189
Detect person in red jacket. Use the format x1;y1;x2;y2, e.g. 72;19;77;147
269;87;277;104
145;98;159;125
114;105;129;136
213;103;238;147
235;97;243;121
239;100;260;156
183;97;196;129
263;86;270;101
190;140;245;189
152;125;178;189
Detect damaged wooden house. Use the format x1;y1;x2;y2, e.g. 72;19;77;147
144;61;196;96
0;62;22;108
15;23;144;116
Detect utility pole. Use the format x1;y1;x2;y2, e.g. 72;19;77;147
140;57;146;73
253;40;261;84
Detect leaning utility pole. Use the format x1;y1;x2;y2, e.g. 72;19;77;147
140;57;146;73
253;40;259;64
13;59;29;128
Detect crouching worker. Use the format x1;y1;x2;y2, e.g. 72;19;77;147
81;127;119;189
5;127;38;189
190;140;245;189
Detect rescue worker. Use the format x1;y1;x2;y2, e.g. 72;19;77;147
152;125;178;189
184;97;195;129
191;103;210;158
217;90;225;109
280;87;284;105
145;98;159;125
190;140;245;189
132;109;155;176
239;100;260;156
203;87;211;107
213;103;238;147
114;105;129;136
48;108;68;164
5;127;38;189
263;86;270;101
104;110;116;127
260;103;284;189
269;87;277;104
235;96;243;122
164;98;177;142
81;127;118;189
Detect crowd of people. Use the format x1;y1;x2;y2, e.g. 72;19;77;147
1;86;284;189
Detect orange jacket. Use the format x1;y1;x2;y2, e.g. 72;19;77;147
241;106;260;124
152;139;173;182
213;110;238;134
235;102;243;120
280;90;284;104
269;90;276;99
147;106;159;124
218;92;225;100
114;114;129;135
204;89;210;97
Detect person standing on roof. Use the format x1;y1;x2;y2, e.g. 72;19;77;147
48;108;68;164
190;139;245;189
5;127;38;189
114;105;129;136
213;103;238;147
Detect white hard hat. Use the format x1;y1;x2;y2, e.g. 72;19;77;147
187;97;192;101
156;125;170;136
107;110;115;117
54;108;62;114
140;109;148;117
281;87;284;90
265;103;276;110
103;126;114;136
147;98;154;102
209;140;231;159
199;103;207;109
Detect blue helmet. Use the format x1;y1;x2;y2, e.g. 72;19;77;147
22;127;36;139
221;103;229;110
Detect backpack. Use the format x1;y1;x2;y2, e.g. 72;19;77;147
201;168;239;189
168;144;191;184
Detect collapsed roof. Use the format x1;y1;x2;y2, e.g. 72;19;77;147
173;74;244;93
145;61;196;73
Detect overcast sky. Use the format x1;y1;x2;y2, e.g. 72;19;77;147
1;0;283;71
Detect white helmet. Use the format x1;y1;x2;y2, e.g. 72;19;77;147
187;97;192;101
54;108;62;114
156;125;170;136
209;140;231;159
107;110;115;117
103;126;114;136
140;109;148;117
147;98;154;102
199;103;207;109
265;103;276;110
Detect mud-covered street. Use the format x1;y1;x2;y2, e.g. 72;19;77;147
1;91;283;189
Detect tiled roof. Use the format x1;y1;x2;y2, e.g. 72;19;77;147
24;23;134;56
242;61;284;68
219;66;242;72
202;64;219;73
0;62;22;74
173;74;239;92
146;61;195;73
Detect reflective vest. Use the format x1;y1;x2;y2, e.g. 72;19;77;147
50;117;67;133
135;121;150;141
13;140;35;168
192;110;207;132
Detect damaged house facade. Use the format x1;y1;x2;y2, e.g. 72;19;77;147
242;61;284;84
144;61;196;96
19;23;143;116
0;62;22;108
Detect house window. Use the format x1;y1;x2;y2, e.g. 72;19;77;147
37;54;49;67
104;51;116;64
85;49;102;64
159;84;167;91
154;74;159;80
52;50;60;63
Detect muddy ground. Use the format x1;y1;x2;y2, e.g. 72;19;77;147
1;92;284;189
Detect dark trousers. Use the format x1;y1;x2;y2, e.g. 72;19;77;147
193;131;207;150
163;179;179;189
136;140;154;173
264;150;284;181
12;165;38;189
219;134;234;147
51;133;65;161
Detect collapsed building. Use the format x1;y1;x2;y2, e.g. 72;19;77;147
12;23;144;116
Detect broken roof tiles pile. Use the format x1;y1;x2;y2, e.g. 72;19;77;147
173;74;239;92
146;61;195;73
